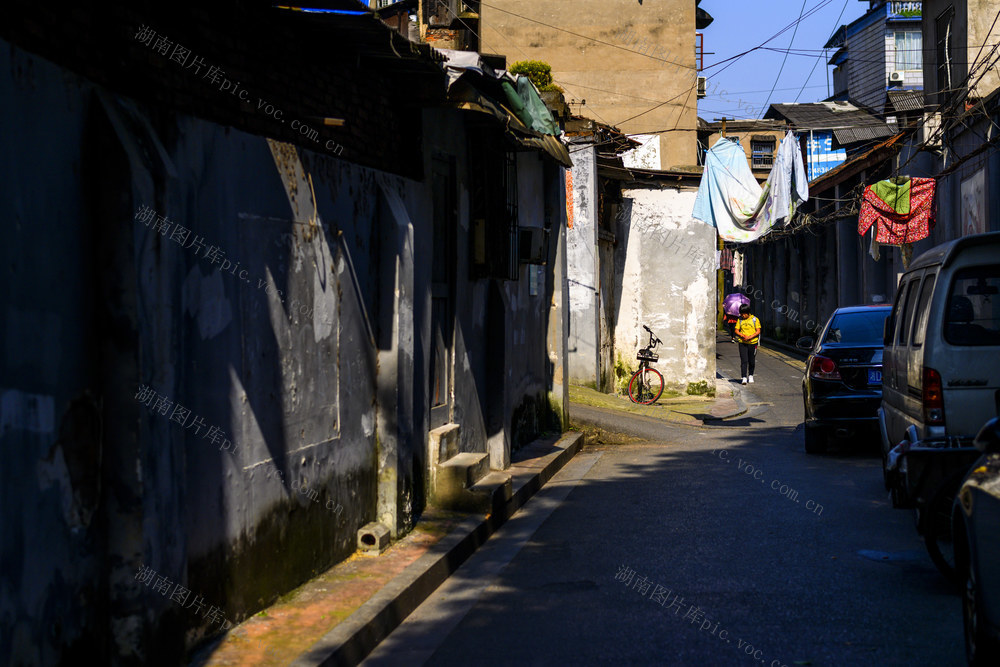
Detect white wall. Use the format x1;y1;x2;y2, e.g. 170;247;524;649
615;187;716;389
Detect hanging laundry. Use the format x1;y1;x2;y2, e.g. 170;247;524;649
857;176;935;245
692;131;808;243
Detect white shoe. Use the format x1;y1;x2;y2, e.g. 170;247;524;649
741;377;748;385
749;375;755;383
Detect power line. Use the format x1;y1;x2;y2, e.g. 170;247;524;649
758;0;809;120
701;0;835;71
794;0;850;102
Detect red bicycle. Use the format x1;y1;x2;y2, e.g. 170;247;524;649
628;326;664;404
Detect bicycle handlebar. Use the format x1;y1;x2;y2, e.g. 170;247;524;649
642;325;661;348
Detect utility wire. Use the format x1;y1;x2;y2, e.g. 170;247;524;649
477;1;695;71
758;0;809;119
794;0;850;102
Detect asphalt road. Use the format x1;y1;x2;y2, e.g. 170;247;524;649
363;339;965;666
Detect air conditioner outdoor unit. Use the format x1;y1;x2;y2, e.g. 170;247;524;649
697;76;707;99
889;71;905;83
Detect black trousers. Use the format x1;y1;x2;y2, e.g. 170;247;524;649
739;343;757;377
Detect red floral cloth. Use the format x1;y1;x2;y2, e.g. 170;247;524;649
857;177;936;244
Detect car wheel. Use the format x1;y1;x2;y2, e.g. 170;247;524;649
964;543;1000;665
804;425;826;454
923;471;964;587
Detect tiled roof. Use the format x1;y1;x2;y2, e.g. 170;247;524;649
764;102;894;145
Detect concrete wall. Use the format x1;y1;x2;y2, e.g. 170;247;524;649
481;0;699;169
0;38;566;664
614;186;716;391
566;142;599;387
924;0;1000;105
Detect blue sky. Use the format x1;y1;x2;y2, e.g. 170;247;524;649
697;0;869;120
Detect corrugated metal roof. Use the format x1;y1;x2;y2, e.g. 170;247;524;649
832;124;895;145
886;90;924;112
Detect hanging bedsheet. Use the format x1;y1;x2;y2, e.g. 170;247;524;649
692;131;808;243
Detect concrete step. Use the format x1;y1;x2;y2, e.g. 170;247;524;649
438;452;490;490
435;470;513;515
428;423;460;467
468;471;513;514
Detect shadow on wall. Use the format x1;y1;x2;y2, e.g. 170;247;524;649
611;198;633;343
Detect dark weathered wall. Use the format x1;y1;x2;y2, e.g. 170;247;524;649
1;34;567;664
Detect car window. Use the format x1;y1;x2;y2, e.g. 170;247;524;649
944;266;1000;346
897;279;921;345
823;310;890;345
912;274;936;346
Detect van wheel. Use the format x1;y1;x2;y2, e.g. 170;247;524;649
804;425;827;454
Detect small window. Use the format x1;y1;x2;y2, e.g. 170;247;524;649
897;279;921;345
944;266;1000;346
912;275;936;346
750;138;776;169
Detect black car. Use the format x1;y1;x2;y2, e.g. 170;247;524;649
953;417;1000;665
797;305;892;454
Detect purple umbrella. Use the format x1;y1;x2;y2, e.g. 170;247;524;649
723;292;751;316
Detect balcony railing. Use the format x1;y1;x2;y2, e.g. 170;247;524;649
888;1;922;18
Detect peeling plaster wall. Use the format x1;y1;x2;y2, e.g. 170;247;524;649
614;187;716;389
566;143;599;386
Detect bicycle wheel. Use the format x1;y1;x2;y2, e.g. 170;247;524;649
923;469;967;586
628;368;664;404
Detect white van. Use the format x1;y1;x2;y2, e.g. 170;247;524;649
879;232;1000;460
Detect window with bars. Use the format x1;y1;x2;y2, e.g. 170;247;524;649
468;129;519;280
750;138;776;170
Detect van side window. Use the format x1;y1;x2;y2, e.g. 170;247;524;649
912;275;936;346
897;279;921;345
945;266;1000;346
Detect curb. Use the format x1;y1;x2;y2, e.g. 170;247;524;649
760;337;809;362
290;431;584;667
704;377;748;422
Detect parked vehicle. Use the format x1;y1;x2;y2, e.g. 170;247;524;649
879;232;1000;479
952;417;1000;665
797;305;892;453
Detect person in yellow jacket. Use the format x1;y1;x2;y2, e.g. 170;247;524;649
734;303;761;384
